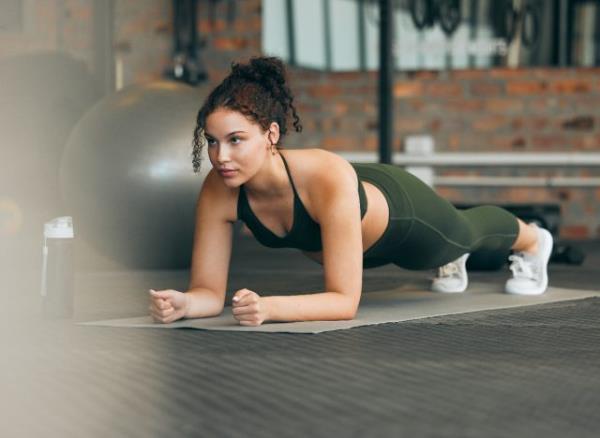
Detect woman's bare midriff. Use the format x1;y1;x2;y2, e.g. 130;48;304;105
301;180;389;265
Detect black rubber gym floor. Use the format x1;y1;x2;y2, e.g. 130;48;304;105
4;236;600;437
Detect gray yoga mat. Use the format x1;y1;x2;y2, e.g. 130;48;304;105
78;281;600;333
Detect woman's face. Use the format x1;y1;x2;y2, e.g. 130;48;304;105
204;107;272;185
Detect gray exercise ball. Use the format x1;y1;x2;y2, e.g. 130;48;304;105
59;81;211;270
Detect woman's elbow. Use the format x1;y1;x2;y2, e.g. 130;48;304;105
340;297;359;320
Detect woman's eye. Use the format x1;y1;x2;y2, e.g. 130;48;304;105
231;137;241;144
206;138;216;146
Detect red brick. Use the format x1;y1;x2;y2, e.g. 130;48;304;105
489;135;527;150
470;81;503;96
362;102;376;116
199;19;227;33
307;84;343;98
295;102;322;113
531;134;568;149
510;187;554;203
408;99;441;112
364;135;378;151
425;82;462;97
395;118;426;132
484;99;524;113
472;116;509;132
331;102;349;116
446;99;485;112
436;187;465;200
437;117;465;131
512;117;549;131
233;16;261;33
570;66;600;76
300;119;316;132
489;68;528;79
351;85;376;95
549;79;592;94
529;67;578;79
393;82;423;98
506;81;549;95
289;68;324;82
322;136;357;151
449;69;488;80
313;118;338;132
527;97;559;112
447;134;461;150
572;134;600;150
213;37;249;50
329;71;368;82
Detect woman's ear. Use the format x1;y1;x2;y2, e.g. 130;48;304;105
267;121;281;145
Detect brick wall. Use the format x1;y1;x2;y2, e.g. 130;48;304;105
3;0;598;239
286;66;600;240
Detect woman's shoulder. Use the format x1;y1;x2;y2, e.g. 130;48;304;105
285;148;358;198
285;147;354;178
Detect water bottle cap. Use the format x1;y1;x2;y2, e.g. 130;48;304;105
44;216;74;239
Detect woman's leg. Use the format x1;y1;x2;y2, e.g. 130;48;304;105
390;167;520;271
354;163;525;271
511;218;539;254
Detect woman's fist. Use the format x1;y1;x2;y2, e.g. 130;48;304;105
148;289;189;324
232;288;268;326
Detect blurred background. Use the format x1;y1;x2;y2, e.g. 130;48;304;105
1;0;600;282
2;3;600;436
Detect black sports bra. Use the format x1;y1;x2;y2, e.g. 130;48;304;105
237;153;368;251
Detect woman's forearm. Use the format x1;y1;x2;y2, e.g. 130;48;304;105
262;292;357;322
184;287;224;318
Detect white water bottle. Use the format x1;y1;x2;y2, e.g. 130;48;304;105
41;216;75;318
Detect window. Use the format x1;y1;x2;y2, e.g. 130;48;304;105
262;0;571;71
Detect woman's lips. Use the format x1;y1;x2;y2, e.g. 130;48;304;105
219;169;237;177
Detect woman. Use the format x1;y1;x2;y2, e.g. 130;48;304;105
149;56;554;326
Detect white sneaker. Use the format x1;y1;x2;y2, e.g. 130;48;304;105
431;253;470;293
505;223;554;296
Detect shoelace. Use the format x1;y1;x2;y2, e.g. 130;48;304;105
438;262;460;279
508;253;538;280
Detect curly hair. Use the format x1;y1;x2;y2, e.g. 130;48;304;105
191;56;303;173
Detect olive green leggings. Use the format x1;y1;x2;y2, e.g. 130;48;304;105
351;163;520;270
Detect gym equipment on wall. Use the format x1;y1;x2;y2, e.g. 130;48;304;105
493;0;540;49
166;0;239;85
409;0;462;36
167;0;206;85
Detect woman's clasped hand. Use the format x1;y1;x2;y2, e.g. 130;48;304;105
231;288;268;326
148;289;189;324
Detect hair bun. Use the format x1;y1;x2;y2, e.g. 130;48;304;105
231;56;286;86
